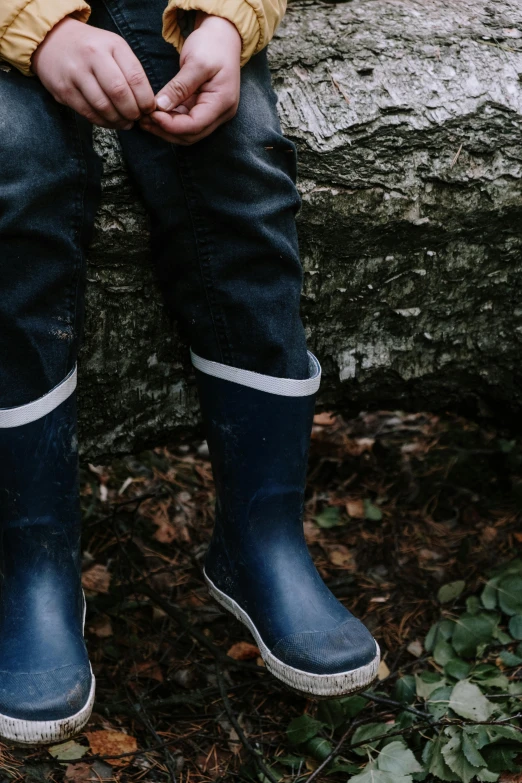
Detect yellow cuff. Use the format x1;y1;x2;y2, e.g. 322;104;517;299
0;0;91;76
163;0;264;68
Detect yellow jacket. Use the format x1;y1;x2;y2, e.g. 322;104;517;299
0;0;285;76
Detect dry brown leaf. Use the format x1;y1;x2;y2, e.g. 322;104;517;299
87;615;113;639
226;642;260;661
85;730;137;768
328;545;354;568
64;763;94;782
377;660;390;680
346;499;365;519
514;532;522;543
82;564;111;595
313;412;336;426
407;639;423;658
131;660;164;683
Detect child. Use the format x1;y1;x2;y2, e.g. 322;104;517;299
0;0;380;745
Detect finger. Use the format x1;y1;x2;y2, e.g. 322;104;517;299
148;95;229;138
112;45;156;115
140;113;223;145
74;73;131;128
92;57;141;121
155;57;214;111
62;87;128;129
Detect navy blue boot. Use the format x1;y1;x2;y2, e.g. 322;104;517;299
0;369;94;744
192;351;380;697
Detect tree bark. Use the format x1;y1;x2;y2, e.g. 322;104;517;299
81;0;522;458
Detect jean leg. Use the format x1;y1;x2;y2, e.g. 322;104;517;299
0;66;101;407
91;0;309;379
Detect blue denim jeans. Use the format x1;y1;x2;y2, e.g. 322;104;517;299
0;0;309;408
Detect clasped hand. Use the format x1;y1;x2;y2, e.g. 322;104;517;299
32;12;241;145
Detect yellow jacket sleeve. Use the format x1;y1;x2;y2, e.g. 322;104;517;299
0;0;90;75
163;0;286;68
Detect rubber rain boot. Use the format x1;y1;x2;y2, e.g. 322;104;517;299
0;368;95;744
192;350;380;698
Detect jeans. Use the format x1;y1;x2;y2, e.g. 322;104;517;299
0;0;309;408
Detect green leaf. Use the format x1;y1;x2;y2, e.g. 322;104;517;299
499;649;522;667
317;699;347;729
433;640;456;666
441;727;484;783
444;658;471;680
347;763;397;783
377;741;422;775
461;732;487;768
364;499;382;522
448;680;495;722
466;595;482;615
350;723;392;756
438;581;465;604
426;685;453;720
340;694;368;718
509;614;522;640
463;724;491;750
452;612;497;657
415;671;446;700
394;675;416;705
476;771;499;782
480;578;500;611
313;507;341;528
48;740;89;762
497;575;522;616
422;735;460;782
286;715;323;745
274;755;305;770
481;743;520;772
424;623;439;652
485;724;522;744
303;736;333;762
492;628;512;644
396;711;416;730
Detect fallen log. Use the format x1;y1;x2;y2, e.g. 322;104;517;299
81;0;522;457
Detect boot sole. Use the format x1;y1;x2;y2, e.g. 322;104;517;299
0;593;95;746
204;570;381;698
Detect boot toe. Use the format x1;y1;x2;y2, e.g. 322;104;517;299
0;663;93;722
271;617;378;675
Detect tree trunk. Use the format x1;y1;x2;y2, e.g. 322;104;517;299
80;0;522;458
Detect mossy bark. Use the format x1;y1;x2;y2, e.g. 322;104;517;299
80;0;522;458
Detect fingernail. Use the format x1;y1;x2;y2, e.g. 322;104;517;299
122;123;133;130
156;95;172;111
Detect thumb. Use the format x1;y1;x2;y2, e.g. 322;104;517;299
156;58;208;111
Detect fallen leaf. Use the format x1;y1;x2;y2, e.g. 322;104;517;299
407;639;423;658
85;730;137;768
313;412;336;426
227;641;260;661
48;740;89;763
346;499;365;519
514;532;522;543
82;564;111;594
131;660;164;683
328;545;354;568
377;660;390;680
64;763;94;782
87;615;113;638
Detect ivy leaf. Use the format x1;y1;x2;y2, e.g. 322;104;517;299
448;680;494;722
441;727;484;783
349;723;392;757
497;574;522;616
313;507;341;529
452;613;497;657
415;671;446;700
377;741;422;774
286;715;323;745
438;581;465;604
508;614;522;640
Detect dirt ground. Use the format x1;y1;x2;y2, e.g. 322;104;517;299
2;409;521;782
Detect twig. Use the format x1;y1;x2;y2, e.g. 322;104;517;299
216;665;278;783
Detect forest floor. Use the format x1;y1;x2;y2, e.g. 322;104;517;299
1;409;521;783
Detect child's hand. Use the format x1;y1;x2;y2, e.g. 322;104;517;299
32;17;155;130
139;12;241;145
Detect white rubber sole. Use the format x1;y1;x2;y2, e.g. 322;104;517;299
0;592;95;746
204;569;381;697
